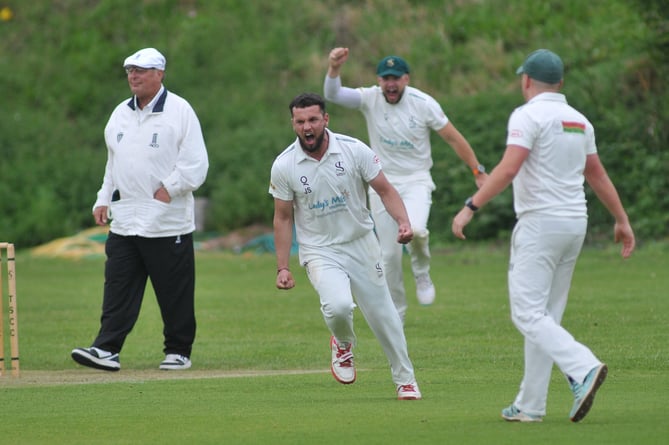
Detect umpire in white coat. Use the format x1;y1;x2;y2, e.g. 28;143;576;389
72;48;209;372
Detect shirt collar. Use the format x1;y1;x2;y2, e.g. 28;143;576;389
527;91;567;105
126;85;167;112
295;129;339;162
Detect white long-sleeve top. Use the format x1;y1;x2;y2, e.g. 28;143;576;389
94;86;209;237
324;75;448;183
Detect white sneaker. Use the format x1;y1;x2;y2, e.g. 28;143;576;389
397;382;422;400
415;274;435;305
71;346;121;372
159;354;192;370
330;336;356;384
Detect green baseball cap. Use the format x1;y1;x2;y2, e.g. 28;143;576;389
377;56;410;77
516;49;563;84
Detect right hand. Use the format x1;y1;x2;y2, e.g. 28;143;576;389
329;47;349;69
452;207;475;240
276;269;295;290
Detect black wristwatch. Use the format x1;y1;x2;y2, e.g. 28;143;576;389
465;197;479;212
472;164;486;176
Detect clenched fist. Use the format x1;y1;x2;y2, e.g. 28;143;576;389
328;47;349;69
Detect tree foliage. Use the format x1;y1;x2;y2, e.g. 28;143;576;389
0;0;666;247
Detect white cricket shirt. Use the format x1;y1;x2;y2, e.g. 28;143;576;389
269;129;381;247
358;85;448;181
506;92;597;218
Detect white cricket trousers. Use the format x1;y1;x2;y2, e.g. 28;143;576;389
299;231;417;386
369;180;433;320
508;215;601;416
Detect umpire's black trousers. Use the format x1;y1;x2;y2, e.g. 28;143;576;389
93;231;196;358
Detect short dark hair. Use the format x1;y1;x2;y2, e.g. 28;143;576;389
289;93;326;116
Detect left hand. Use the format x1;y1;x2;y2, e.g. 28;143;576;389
614;221;635;259
452;207;474;240
475;172;488;189
397;223;413;244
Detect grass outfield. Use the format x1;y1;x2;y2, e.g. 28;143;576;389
0;242;666;444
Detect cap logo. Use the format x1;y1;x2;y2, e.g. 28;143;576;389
377;56;409;76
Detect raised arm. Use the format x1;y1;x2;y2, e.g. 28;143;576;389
323;47;362;108
327;47;349;78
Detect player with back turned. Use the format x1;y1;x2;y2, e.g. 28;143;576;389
452;49;635;422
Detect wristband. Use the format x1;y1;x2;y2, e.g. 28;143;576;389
465;197;479;212
277;267;290;274
472;164;486;176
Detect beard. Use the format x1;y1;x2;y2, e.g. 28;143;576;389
299;130;326;153
382;86;403;104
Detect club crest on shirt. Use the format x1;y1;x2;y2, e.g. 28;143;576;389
335;161;345;176
117;132;124;143
300;176;312;194
149;132;159;148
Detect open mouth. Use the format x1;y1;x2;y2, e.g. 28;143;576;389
304;131;316;144
384;88;400;102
